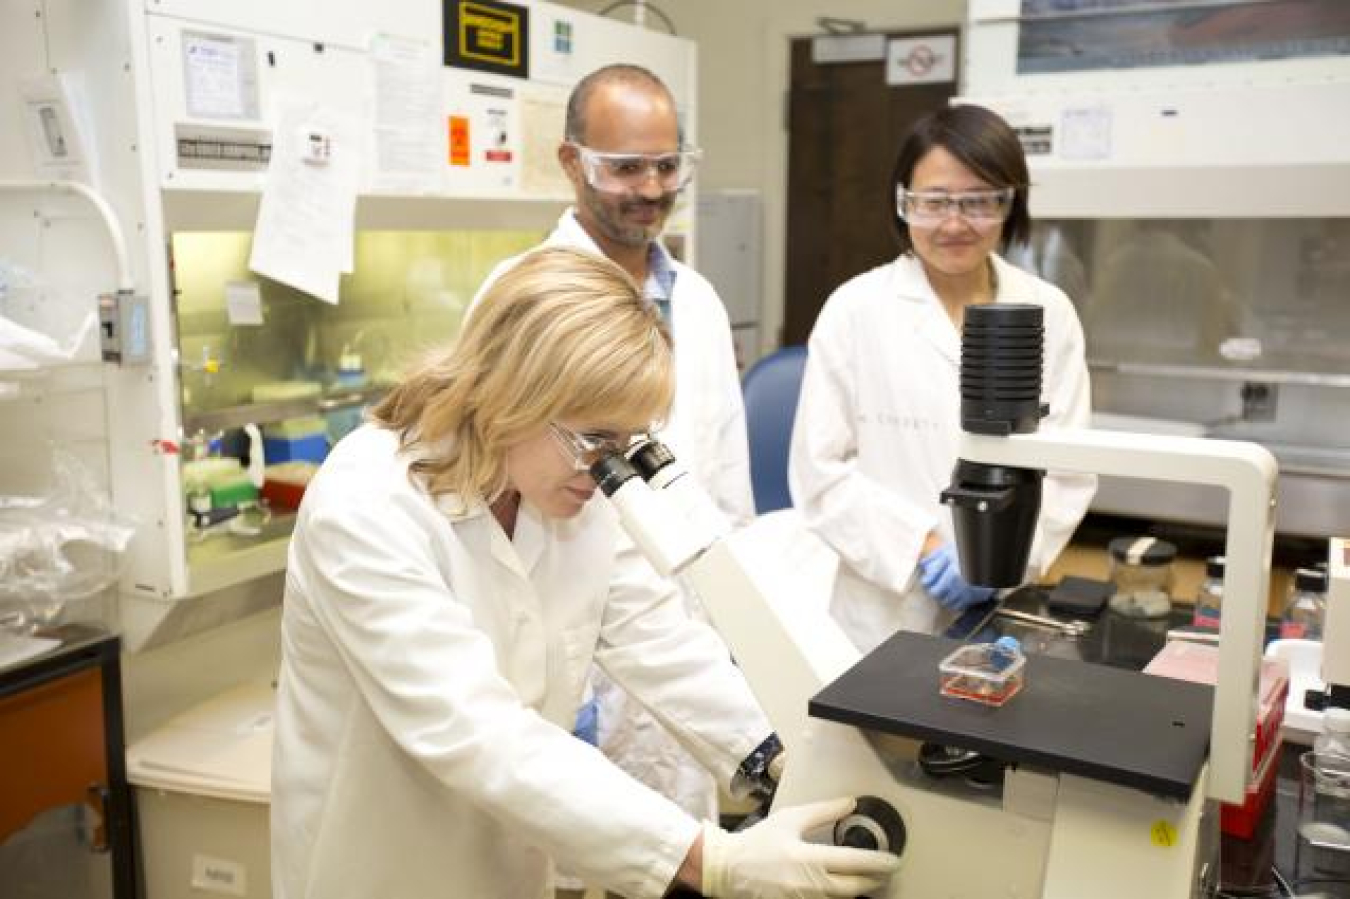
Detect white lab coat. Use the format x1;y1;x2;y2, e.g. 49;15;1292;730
789;253;1096;651
476;209;755;823
271;426;767;899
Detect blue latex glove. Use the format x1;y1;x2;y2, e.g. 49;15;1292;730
572;696;599;746
918;542;997;611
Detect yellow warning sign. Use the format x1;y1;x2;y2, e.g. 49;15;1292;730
443;0;529;78
1150;820;1178;847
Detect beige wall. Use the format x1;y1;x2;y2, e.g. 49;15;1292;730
560;0;965;351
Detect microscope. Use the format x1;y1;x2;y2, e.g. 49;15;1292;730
592;304;1279;898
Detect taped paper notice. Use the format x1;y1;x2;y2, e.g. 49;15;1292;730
248;101;362;304
183;32;260;121
520;88;569;196
1060;105;1113;161
224;281;264;326
371;34;444;192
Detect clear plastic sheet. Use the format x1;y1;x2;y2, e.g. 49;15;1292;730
0;450;134;632
1;256;96;374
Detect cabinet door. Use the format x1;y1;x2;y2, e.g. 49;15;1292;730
0;653;132;899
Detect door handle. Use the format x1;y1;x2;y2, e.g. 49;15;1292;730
84;782;109;853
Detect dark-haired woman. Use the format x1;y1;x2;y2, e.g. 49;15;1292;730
788;104;1097;651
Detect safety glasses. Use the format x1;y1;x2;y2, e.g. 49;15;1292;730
549;422;645;472
896;186;1016;226
569;143;703;193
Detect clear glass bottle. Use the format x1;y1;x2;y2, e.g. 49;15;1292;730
1316;707;1350;758
1107;536;1177;619
1193;555;1225;629
1307;708;1350;876
1280;567;1329;640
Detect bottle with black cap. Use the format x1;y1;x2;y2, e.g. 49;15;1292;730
1106;536;1177;619
1280;566;1329;640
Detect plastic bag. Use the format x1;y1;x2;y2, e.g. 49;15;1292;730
0;311;98;373
2;256;95;372
0;450;135;632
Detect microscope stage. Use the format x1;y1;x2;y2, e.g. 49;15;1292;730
809;631;1213;799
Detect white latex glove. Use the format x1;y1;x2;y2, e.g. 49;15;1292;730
701;797;900;898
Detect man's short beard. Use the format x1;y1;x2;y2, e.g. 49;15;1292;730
583;189;674;248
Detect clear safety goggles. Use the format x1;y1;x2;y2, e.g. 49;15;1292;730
896;186;1015;225
549;422;647;471
570;143;703;193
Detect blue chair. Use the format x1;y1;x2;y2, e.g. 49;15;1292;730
741;346;808;514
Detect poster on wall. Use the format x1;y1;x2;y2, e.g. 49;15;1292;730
1016;0;1350;73
443;0;530;79
519;84;570;197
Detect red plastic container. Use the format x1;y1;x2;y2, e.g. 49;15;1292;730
1220;735;1281;839
261;478;306;511
1144;641;1288;772
260;462;319;511
1143;640;1289;840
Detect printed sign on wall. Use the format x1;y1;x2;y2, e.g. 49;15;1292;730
443;0;530;79
444;79;520;193
885;35;957;86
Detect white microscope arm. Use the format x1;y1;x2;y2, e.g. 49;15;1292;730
601;455;861;754
957;427;1277;804
1323;538;1350;704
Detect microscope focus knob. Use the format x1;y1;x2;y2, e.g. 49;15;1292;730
833;796;906;857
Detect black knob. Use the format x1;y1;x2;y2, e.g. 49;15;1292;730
838;823;880;850
833;795;905;858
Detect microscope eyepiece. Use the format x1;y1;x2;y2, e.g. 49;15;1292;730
590;454;640;497
628;439;676;481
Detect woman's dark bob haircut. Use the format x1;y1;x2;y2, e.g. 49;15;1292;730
890;104;1032;255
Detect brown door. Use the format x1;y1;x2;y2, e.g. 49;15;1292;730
783;31;959;346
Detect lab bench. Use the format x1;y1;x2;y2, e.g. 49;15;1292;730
1046;541;1297;618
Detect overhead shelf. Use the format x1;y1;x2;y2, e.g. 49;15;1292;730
1088;359;1350;390
182;384;388;433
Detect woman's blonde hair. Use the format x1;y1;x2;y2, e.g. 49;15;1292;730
372;246;673;503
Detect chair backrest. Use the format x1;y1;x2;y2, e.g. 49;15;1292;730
740;345;808;514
